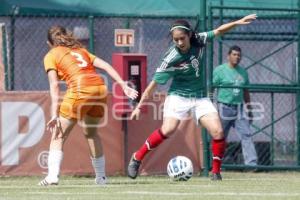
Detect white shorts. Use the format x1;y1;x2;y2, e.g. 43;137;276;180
163;95;217;121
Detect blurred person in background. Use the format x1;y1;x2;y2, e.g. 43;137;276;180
213;45;257;167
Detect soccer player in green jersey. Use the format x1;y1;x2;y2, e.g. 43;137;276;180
128;14;257;181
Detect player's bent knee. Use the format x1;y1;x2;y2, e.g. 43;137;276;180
160;127;176;137
211;128;224;140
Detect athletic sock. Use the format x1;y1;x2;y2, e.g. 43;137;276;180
47;150;63;182
134;129;167;161
211;138;226;173
91;155;106;179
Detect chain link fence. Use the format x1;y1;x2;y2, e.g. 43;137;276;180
0;14;197;91
1;7;300;170
209;6;300;169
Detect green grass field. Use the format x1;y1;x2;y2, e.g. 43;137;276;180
1;172;300;200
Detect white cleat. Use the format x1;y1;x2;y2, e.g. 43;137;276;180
38;177;59;186
95;176;107;185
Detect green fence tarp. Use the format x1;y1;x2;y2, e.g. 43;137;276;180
0;0;298;16
0;0;202;16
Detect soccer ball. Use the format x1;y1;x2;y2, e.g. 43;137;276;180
167;156;193;181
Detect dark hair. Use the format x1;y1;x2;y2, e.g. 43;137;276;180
228;45;242;55
170;20;204;48
47;26;83;48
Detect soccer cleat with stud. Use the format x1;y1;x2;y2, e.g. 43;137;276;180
211;173;222;181
38;177;59;186
127;154;141;179
95;176;107;185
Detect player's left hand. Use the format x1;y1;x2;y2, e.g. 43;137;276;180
47;116;63;140
122;83;139;100
237;14;257;25
130;107;141;120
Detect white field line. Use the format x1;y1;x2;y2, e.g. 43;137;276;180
24;192;108;195
123;191;300;197
0;184;213;189
2;177;300;182
19;191;300;197
1;178;299;186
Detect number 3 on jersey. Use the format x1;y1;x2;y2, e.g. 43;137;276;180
70;51;88;67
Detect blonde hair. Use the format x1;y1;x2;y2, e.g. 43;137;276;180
47;26;83;48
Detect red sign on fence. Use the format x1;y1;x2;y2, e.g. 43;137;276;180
114;29;135;47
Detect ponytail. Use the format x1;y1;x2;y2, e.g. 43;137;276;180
47;26;83;49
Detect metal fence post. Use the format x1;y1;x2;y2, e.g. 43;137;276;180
1;24;9;90
88;15;95;53
218;0;224;65
297;0;300;166
200;0;210;177
9;15;15;90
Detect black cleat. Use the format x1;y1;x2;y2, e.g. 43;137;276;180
127;154;141;179
211;173;222;181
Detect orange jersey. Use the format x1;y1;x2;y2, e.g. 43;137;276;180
44;46;104;89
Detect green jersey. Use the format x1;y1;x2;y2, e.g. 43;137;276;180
213;63;249;104
153;31;214;98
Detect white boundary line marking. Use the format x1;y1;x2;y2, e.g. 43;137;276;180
22;191;300;197
123;191;300;196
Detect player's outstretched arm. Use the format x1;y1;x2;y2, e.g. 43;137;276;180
213;14;257;37
130;80;157;120
93;57;138;100
46;70;62;139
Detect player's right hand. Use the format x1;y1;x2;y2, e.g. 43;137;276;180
130;107;141;120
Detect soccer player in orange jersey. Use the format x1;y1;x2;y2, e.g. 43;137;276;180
39;26;138;186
